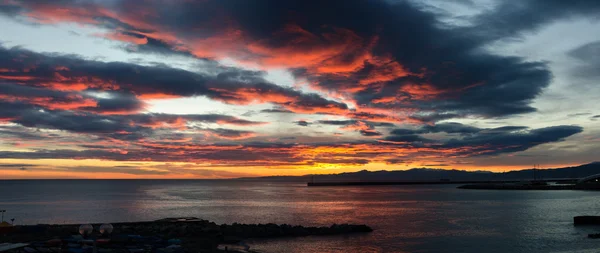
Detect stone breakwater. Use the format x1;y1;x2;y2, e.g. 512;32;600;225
0;218;372;252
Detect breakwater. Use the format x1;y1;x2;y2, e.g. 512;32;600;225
0;217;372;252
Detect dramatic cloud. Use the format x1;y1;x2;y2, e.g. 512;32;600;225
0;0;554;119
0;46;348;114
0;0;596;177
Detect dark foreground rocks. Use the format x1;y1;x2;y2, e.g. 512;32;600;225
0;218;372;253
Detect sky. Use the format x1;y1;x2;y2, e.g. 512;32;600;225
0;0;599;179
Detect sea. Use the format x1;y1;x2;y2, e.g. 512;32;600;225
1;180;599;253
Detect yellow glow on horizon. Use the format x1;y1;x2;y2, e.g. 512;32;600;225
0;158;587;179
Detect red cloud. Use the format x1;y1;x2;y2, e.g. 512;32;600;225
0;94;98;110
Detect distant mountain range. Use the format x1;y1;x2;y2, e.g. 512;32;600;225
238;162;600;182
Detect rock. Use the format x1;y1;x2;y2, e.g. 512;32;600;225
574;216;600;225
589;233;600;239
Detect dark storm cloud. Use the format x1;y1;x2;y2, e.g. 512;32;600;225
0;0;556;119
86;92;145;114
443;125;584;155
308;1;548;117
224;0;551;117
386;124;583;156
0;46;348;113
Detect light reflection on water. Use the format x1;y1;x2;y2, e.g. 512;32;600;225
1;180;599;252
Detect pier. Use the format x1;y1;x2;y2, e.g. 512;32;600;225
307;179;578;187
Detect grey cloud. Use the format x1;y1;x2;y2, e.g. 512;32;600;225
205;128;256;139
568;41;600;80
391;122;481;135
469;0;600;43
260;108;294;114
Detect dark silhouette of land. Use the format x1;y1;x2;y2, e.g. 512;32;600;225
238;162;600;184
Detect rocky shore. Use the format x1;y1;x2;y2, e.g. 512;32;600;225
0;217;372;253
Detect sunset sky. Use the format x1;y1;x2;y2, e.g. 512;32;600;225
1;0;599;179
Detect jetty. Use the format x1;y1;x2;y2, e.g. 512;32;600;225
0;218;372;253
458;173;600;190
307;179;577;187
457;182;575;190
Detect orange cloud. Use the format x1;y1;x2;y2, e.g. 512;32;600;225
0;94;98;110
0;75;36;81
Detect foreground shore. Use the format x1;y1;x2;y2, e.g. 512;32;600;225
0;218;372;253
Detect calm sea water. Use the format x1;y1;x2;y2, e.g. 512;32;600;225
1;180;599;252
